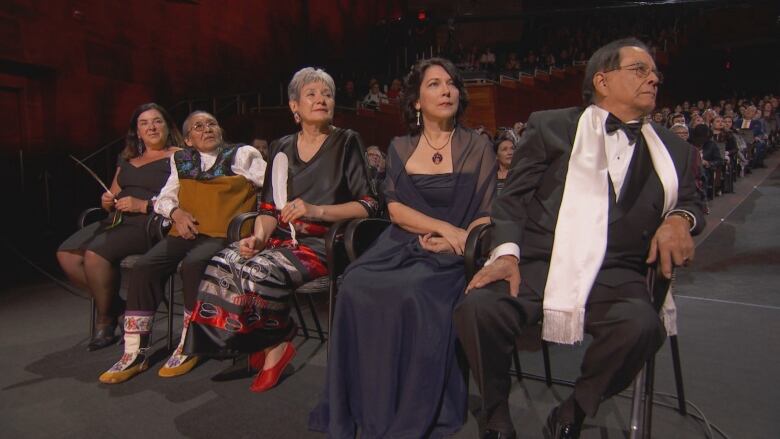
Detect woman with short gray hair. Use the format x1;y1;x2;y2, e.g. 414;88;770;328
186;67;378;393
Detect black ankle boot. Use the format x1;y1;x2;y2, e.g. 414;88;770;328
88;324;120;351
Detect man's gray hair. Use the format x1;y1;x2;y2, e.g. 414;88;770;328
287;67;336;102
582;37;650;105
182;110;217;136
670;123;689;133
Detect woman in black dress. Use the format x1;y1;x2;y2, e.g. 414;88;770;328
185;67;378;391
57;103;183;350
310;58;496;438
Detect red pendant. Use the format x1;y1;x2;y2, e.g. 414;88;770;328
432;152;443;164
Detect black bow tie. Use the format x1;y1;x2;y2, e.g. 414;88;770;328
605;114;643;144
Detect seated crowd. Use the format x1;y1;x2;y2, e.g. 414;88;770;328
58;37;773;439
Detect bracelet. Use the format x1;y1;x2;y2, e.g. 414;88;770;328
667;210;694;230
169;207;179;221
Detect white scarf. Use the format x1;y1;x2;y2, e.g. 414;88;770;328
542;105;679;344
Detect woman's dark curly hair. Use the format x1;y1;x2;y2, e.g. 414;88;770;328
401;57;469;134
121;102;184;160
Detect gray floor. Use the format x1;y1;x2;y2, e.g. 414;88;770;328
1;157;778;439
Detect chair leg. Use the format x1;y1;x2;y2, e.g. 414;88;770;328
670;335;687;415
542;340;553;387
327;278;337;356
628;366;647;439
89;298;96;338
291;293;309;339
642;356;656;438
167;275;174;351
511;348;523;382
305;293;325;342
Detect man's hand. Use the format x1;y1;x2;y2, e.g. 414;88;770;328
646;215;695;279
466;255;521;297
171;208;199;240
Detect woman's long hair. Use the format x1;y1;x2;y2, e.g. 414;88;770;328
400;57;469;135
121;103;184;160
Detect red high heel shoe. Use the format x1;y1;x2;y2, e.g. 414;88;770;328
249;341;296;392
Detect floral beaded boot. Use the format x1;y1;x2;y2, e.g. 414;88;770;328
158;310;199;378
99;313;153;384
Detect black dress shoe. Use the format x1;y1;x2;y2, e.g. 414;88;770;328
545;407;581;439
87;325;119;351
483;429;516;439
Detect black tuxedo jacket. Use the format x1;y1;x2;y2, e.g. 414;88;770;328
491;107;705;294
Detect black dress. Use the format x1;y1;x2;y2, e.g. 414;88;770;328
58;156;171;262
309;127;497;438
186;127;378;355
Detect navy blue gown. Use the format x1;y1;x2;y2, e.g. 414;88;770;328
309;128;496;438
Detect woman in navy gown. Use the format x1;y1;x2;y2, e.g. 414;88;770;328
310;58;496;438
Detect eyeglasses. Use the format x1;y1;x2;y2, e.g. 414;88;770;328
190;121;219;133
605;63;664;84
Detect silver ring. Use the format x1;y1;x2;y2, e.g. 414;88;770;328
291;202;296;209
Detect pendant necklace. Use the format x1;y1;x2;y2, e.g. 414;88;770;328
422;129;455;164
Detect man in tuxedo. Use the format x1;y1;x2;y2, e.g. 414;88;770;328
453;38;705;439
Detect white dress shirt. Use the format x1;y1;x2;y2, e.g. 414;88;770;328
154;145;267;218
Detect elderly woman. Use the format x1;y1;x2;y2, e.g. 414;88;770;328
58;103;183;351
310;58;496;438
185;67;378;392
99;111;266;383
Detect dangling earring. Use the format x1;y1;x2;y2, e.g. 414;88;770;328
137;137;145;155
293;112;301;124
416;110;421;127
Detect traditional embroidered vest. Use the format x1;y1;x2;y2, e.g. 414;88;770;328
169;145;256;238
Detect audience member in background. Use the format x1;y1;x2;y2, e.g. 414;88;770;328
386;78;403;102
365;145;387;207
513;121;526;138
187;67;377;393
99;111;266;383
251;138;270;161
58;103;183;351
689;113;705;129
311;57;495;438
735;105;766;169
504;52;521;70
691;124;723;199
652;111;664;124
670;123;689;142
725;115;750;175
494;130;515;194
711;116;736;162
339;79;359;107
669;112;686;128
362;82;389;109
479;47;497;71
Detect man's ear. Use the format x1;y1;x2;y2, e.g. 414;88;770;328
184;136;193;147
593;72;608;99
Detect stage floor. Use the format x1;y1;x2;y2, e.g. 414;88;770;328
2;157;778;439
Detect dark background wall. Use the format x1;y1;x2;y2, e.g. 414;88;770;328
0;0;403;155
